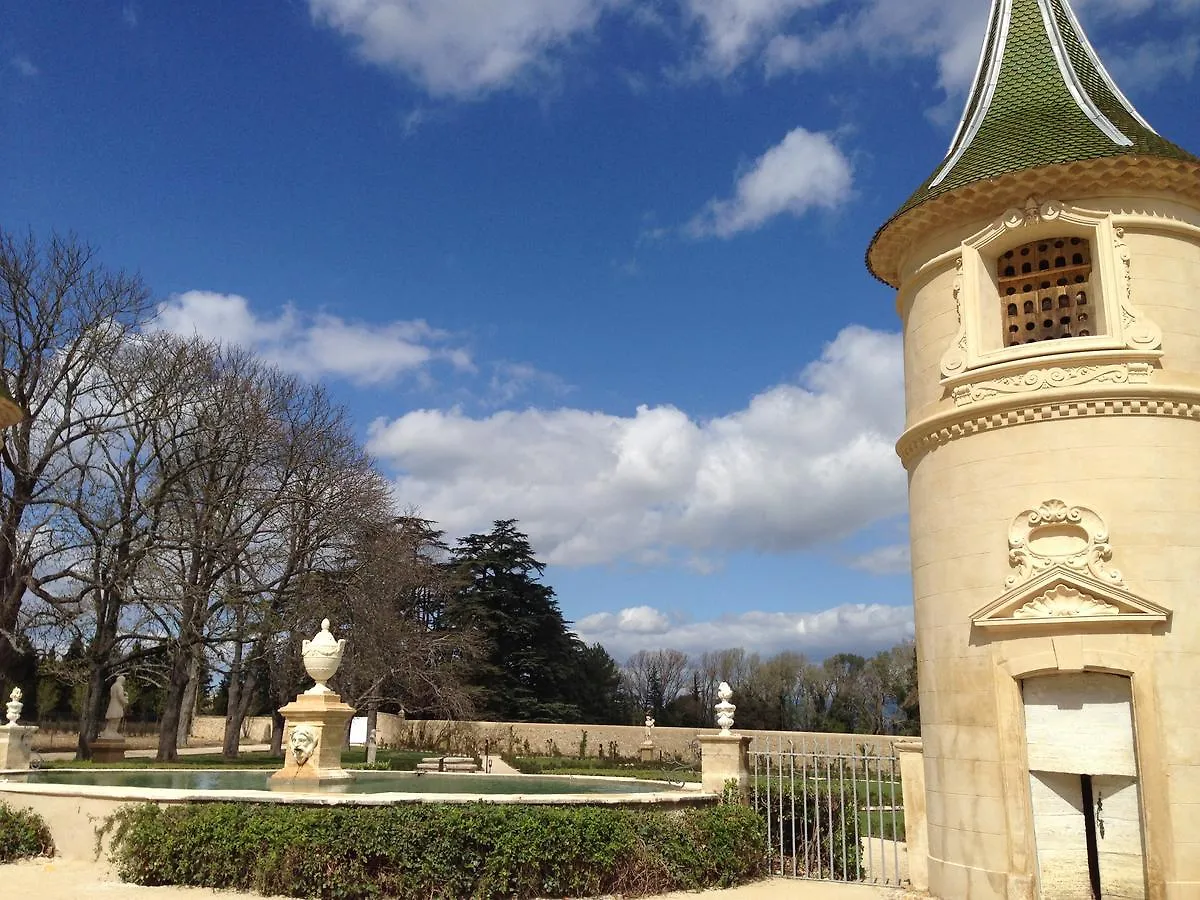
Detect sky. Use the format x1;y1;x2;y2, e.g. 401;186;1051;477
3;0;1198;662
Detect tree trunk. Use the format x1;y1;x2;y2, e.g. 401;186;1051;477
177;649;202;748
270;710;284;757
156;646;192;761
76;665;109;760
223;666;258;759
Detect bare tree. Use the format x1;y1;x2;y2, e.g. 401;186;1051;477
0;230;151;691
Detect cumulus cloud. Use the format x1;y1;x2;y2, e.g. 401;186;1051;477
307;0;621;98
847;543;910;576
150;291;471;385
304;0;1197;105
577;602;913;659
367;325;905;567
686;128;852;238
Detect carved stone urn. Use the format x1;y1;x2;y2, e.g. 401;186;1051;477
302;618;347;694
5;687;23;725
715;681;736;736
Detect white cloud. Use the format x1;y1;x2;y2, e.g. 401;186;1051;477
150;291;471;385
680;0;827;76
577;602;913;659
10;55;39;78
307;0;622;98
686;127;852;238
847;543;910;576
1104;36;1200;91
368;325;905;567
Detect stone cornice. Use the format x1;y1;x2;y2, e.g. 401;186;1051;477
869;156;1200;288
897;382;1200;470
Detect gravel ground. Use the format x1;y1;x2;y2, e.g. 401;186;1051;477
1;858;918;899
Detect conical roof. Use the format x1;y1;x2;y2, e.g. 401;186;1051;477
868;0;1200;286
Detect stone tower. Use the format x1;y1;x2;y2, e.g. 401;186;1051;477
867;2;1200;899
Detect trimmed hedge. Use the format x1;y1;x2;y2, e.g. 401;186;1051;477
0;802;54;862
104;802;766;899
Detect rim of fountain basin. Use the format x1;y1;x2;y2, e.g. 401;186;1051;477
0;768;713;807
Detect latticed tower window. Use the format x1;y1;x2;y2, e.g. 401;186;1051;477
998;238;1093;347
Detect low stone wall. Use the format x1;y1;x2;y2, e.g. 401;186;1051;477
388;719;906;760
187;712;407;748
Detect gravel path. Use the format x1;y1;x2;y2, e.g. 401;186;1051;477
0;858;914;899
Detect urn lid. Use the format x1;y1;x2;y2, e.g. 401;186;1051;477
308;618;339;650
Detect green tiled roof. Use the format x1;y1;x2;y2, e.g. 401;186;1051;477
892;0;1197;219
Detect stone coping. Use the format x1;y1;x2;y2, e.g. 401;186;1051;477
0;768;714;808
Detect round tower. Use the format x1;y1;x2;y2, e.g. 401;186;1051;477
868;2;1200;898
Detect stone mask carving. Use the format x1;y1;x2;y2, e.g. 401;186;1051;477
289;726;318;766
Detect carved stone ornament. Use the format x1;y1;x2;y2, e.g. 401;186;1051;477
1013;584;1118;619
715;682;736;736
951;361;1153;407
302;618;347;695
1113;226;1163;351
1000;196;1064;229
1006;499;1122;590
289;725;319;766
971;569;1169;630
939;257;969;378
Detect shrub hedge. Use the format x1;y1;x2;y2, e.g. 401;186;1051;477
0;802;55;862
104;801;765;899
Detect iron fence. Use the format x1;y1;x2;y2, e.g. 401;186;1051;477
749;735;906;886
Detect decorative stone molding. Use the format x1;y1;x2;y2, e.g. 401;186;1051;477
926;198;1166;383
715;682;736;736
1113;225;1163;351
869;155;1200;288
939;257;968;377
972;569;1169;631
897;393;1200;469
1000;196;1064;230
1007;499;1122;589
951;361;1153;407
1014;584;1118;618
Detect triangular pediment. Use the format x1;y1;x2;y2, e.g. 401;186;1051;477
971;567;1169;629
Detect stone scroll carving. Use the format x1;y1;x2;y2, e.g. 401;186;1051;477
1006;499;1122;590
951;361;1152;407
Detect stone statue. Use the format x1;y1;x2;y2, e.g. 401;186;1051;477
644;714;655;742
101;675;129;739
289;725;318;766
5;687;23;725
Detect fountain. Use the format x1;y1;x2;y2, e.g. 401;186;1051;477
269;618;356;787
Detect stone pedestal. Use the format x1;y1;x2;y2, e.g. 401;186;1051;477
0;724;37;770
269;690;356;788
699;733;752;801
639;742;656;763
90;736;127;763
895;738;929;892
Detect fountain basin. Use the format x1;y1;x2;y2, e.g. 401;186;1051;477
0;768;713;860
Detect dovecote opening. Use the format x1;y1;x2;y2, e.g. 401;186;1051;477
1000;238;1093;346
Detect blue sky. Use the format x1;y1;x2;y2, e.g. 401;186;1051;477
3;0;1198;661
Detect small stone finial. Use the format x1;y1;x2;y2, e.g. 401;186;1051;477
715;681;736;736
5;687;23;725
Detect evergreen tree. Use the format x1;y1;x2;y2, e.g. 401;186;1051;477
448;520;583;722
